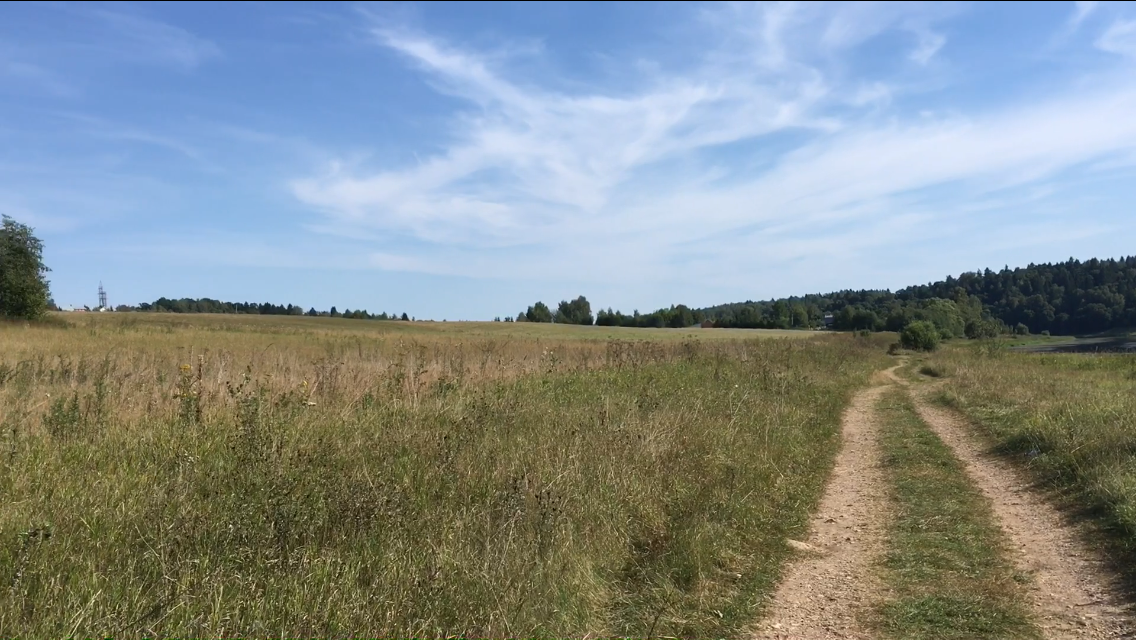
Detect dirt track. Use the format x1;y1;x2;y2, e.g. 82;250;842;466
895;369;1134;639
752;363;1134;639
751;369;897;639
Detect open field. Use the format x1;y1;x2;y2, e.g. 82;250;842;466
8;313;1132;637
45;311;816;342
0;313;888;637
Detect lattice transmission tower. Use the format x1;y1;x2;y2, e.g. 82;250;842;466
98;282;107;310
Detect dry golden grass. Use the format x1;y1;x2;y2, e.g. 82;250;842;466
0;313;889;637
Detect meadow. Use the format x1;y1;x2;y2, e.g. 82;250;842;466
0;313;887;637
923;342;1136;568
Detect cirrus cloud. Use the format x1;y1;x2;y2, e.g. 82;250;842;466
287;2;1136;297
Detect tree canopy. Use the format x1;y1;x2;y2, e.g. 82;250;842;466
0;216;51;320
555;296;593;325
522;302;553;323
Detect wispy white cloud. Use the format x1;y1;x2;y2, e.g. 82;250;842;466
1097;19;1136;58
817;2;956;50
0;198;80;234
295;5;841;248
92;10;220;70
46;112;217;170
1070;1;1100;29
909;30;946;64
284;3;1136;292
0;58;75;96
849;81;892;107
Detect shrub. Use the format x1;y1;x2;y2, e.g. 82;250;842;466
1041;330;1051;337
900;321;940;352
965;318;1002;340
919;364;946;378
1013;323;1030;336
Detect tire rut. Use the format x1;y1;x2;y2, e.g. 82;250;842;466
893;368;1136;639
750;367;899;639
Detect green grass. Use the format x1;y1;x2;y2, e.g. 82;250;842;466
0;318;890;637
1000;335;1069;348
926;346;1136;569
875;388;1039;640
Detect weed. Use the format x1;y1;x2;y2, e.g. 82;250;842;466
42;392;81;438
918;364;946;378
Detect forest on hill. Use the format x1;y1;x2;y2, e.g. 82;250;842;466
696;256;1136;336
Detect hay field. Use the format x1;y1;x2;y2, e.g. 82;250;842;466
0;313;887;637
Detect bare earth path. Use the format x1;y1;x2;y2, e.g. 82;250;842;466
752;363;1134;639
751;368;899;639
891;368;1135;639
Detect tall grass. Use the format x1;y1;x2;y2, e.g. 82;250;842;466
927;345;1136;559
0;315;888;637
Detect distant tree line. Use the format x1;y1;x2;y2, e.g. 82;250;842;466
514;257;1136;338
8;203;1131;337
595;305;704;328
698;290;987;335
515;296;707;328
701;256;1136;336
50;251;1136;339
119;298;413;321
896;257;1136;336
516;297;595;325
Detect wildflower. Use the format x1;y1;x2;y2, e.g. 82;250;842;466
179;364;191;373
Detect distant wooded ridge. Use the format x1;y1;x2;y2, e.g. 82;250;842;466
104;256;1136;337
695;256;1136;336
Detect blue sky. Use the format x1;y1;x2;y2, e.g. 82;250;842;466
2;1;1136;318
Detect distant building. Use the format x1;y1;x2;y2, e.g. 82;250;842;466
823;313;835;329
700;319;715;328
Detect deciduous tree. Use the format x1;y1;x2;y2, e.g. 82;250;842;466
0;215;51;320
